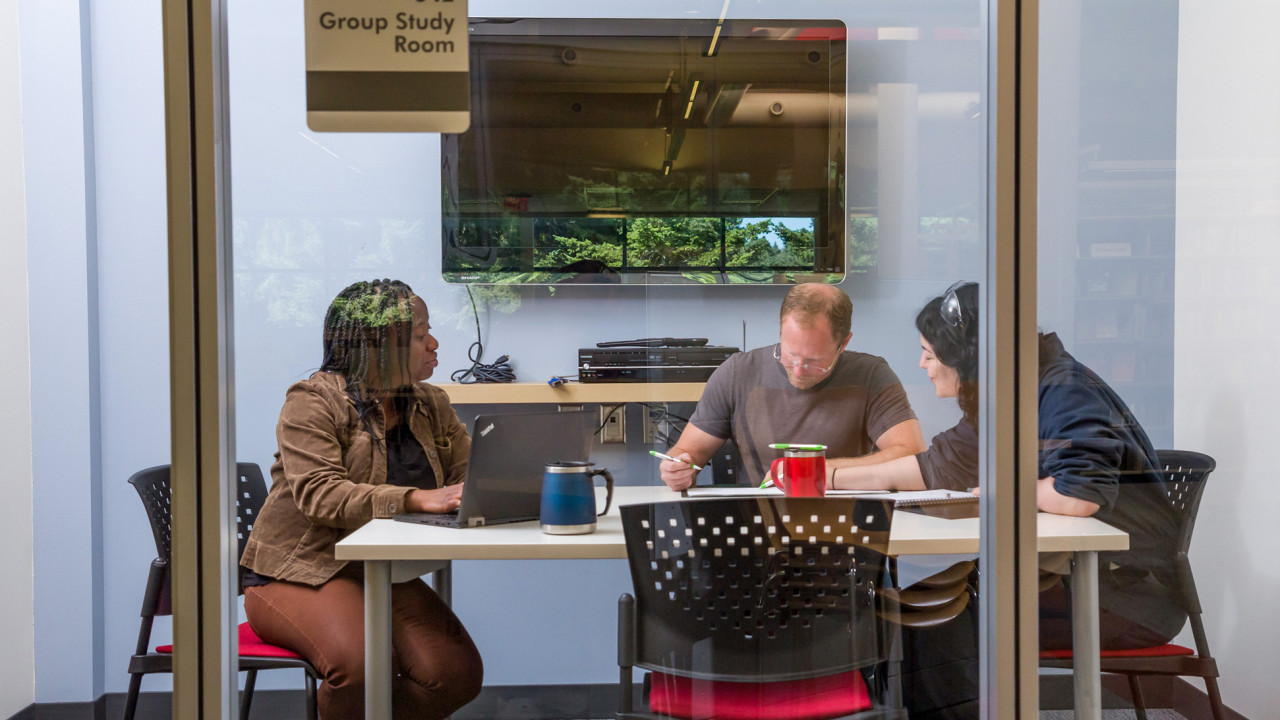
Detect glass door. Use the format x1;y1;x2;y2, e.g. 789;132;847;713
164;0;1054;717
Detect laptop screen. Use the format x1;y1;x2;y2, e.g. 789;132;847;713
457;409;593;524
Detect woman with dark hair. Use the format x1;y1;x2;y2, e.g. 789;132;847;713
240;279;483;719
827;282;981;493
834;281;1186;650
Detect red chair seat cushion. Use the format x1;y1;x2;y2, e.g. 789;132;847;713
649;669;872;720
156;622;304;660
1039;643;1195;660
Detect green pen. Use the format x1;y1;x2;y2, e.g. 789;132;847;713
649;450;703;471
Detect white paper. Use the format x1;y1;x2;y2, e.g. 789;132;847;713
681;487;969;502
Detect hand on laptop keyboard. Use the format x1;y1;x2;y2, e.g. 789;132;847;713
406;484;463;514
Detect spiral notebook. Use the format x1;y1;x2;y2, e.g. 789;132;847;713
684;487;978;518
862;489;976;506
865;489;979;518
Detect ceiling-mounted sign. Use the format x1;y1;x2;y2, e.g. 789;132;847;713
304;0;469;132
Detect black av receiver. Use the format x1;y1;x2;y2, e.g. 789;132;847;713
578;346;739;383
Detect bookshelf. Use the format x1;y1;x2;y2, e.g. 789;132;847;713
1072;175;1175;445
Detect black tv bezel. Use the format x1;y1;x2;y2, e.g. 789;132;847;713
441;17;849;286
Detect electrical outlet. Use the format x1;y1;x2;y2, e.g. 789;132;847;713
599;405;626;444
642;403;665;445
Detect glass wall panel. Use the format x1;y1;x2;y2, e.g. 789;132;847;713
227;0;991;717
1038;1;1273;716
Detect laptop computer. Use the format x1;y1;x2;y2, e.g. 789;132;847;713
393;409;592;528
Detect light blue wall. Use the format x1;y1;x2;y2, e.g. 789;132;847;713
21;0;105;703
90;0;175;697
0;0;36;712
22;0;173;702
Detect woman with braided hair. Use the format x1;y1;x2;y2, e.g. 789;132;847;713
240;279;482;719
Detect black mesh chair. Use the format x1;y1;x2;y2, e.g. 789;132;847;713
1040;449;1225;720
123;463;319;720
617;497;906;720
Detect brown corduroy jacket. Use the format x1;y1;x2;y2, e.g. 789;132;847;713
240;371;470;586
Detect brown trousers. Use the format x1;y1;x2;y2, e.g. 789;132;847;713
244;573;482;720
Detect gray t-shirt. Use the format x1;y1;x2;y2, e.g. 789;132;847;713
689;346;917;484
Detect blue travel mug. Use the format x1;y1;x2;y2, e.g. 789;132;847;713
540;461;614;535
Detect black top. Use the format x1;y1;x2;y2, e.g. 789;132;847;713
385;422;438;490
1035;337;1176;550
1038;333;1183;638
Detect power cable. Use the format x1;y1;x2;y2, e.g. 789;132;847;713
450;287;516;384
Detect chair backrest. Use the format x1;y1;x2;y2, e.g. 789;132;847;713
1153;450;1216;555
129;465;174;562
128;462;270;584
234;463;271;561
621;497;894;683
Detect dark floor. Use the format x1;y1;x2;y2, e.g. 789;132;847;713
17;681;1199;720
93;692;1191;720
1039;707;1187;712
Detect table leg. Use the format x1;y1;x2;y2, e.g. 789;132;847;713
365;560;393;720
1071;551;1101;720
432;562;456;720
432;560;453;605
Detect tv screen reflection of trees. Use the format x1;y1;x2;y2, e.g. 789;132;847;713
441;17;860;285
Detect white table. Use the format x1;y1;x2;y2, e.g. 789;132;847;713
336;486;1128;720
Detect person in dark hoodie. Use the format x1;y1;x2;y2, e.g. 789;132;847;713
831;281;1186;649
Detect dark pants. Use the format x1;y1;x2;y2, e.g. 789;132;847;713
1039;579;1178;651
898;577;1180;720
897;593;981;720
244;573;483;720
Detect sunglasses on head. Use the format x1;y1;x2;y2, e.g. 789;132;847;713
940;281;976;328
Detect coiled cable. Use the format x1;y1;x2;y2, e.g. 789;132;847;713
450;287;516;384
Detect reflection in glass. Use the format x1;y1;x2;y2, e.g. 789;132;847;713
619;498;901;717
441;17;849;284
443;215;822;282
223;2;996;717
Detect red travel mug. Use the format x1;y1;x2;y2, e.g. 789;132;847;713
768;447;827;497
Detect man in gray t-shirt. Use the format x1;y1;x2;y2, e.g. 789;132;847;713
659;284;925;490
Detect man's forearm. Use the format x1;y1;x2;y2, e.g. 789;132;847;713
831;419;927;472
667;444;710;468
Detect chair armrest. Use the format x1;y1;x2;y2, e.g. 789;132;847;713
141;558;169;618
618;594;636;715
618;594;636;667
134;558;169;656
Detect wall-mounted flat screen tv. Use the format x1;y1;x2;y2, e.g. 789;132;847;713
441;17;848;285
